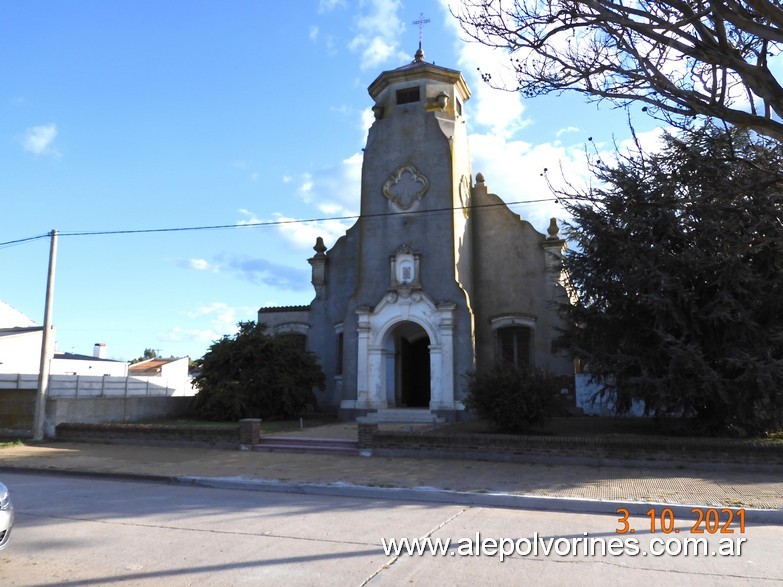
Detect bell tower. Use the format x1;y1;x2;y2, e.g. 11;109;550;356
347;46;476;413
357;46;474;302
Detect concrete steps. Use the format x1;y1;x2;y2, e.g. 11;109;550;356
251;436;359;456
358;408;446;425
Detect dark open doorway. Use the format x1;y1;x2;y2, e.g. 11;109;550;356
394;322;430;408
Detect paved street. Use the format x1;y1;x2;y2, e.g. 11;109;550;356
1;472;781;586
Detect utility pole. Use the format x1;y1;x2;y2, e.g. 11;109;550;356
33;229;58;441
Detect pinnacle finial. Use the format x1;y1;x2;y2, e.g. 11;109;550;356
547;218;560;239
413;43;424;63
313;236;327;256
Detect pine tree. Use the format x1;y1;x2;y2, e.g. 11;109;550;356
559;125;783;435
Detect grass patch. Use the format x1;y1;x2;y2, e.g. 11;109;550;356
437;417;783;443
0;439;24;448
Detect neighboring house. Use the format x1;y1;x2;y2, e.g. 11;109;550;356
0;326;44;374
1;301;127;376
128;357;194;396
259;46;572;421
51;349;129;377
0;300;37;328
0;300;44;374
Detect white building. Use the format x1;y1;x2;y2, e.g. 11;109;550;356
0;301;127;376
128;357;195;396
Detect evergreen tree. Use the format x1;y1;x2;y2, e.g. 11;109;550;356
558;125;783;435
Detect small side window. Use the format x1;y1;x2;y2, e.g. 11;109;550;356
396;86;420;105
280;333;307;351
495;326;532;368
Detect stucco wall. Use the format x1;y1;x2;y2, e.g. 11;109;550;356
45;396;192;437
0;329;43;374
471;181;572;376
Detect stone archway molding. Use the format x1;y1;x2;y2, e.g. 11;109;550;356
354;290;458;411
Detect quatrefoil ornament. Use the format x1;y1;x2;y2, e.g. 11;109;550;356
382;164;429;211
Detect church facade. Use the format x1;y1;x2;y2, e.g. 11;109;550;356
259;48;572;420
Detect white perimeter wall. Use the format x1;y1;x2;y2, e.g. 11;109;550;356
0;373;196;397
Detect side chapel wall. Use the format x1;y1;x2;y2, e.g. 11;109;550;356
471;179;571;375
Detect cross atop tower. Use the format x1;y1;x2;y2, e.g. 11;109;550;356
412;12;430;62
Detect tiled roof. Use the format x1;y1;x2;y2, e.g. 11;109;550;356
258;305;310;313
128;358;180;371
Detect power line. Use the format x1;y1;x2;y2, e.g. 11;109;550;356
0;197;561;248
0;233;51;250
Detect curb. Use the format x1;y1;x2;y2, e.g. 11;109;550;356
176;475;783;524
2;465;781;524
0;465;175;486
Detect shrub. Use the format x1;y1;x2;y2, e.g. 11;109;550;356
192;321;325;421
464;363;560;433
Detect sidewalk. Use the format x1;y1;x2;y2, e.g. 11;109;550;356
1;422;782;518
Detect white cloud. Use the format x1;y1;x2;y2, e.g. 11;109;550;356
21;123;60;156
160;302;257;346
188;258;219;272
236;208;263;225
298;173;315;203
350;35;397;68
272;212;354;251
186;302;242;322
454;41;529;139
348;0;407;70
219;252;311;290
325;35;337;56
309;25;319;42
318;202;344;215
293;152;362;211
617;126;670;155
469;132;591;232
318;0;346;13
231;159;259;181
360;107;375;135
242;151;362;251
556;126;581;137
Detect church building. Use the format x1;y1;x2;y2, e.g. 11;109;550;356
259;46;572;421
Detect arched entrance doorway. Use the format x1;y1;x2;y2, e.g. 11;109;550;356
389;321;430;407
354;290;457;412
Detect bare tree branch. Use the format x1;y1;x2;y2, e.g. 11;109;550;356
454;0;783;140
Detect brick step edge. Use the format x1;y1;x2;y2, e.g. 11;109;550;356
259;436;358;447
249;444;359;455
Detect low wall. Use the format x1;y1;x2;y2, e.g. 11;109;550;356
0;389;35;438
0;388;194;438
56;422;238;448
46;396;193;437
358;425;783;467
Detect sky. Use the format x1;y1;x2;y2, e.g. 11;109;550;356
0;0;661;362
